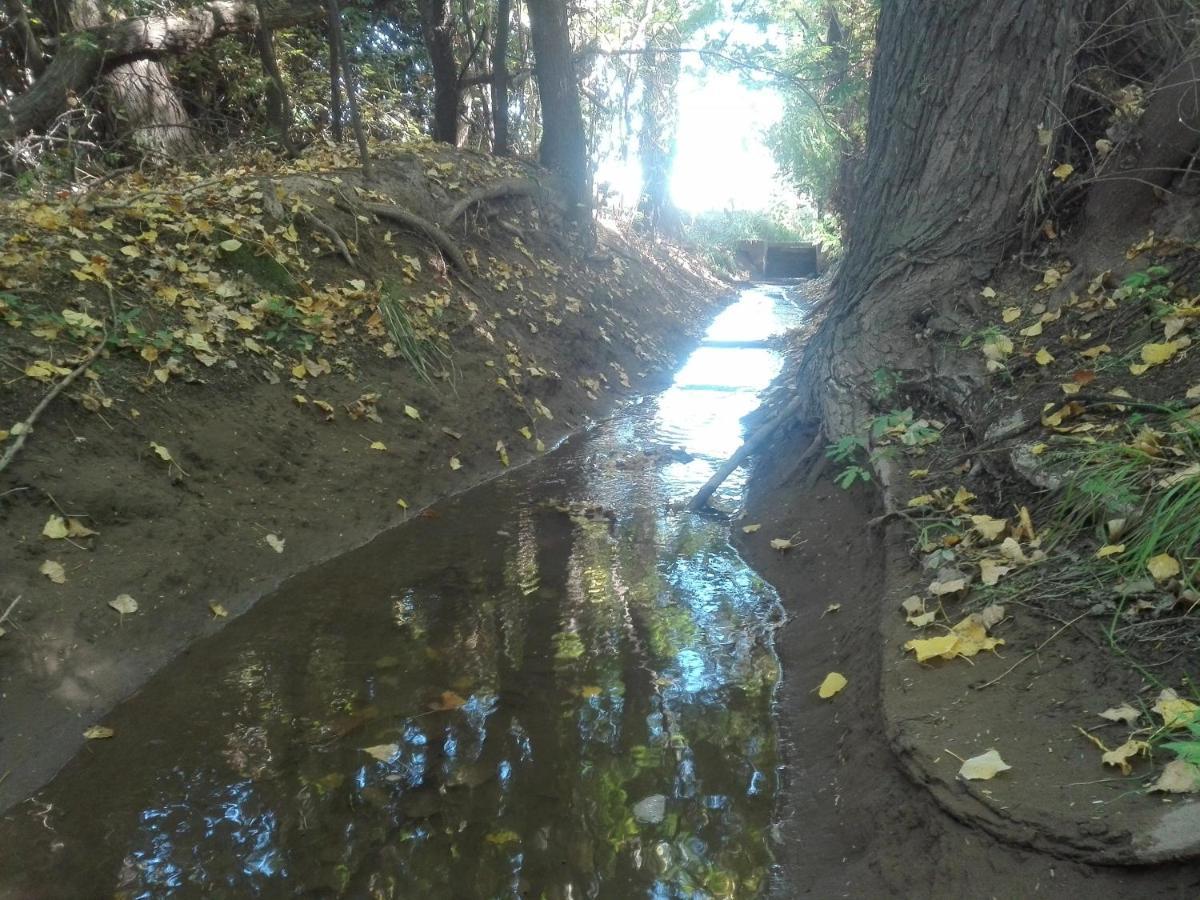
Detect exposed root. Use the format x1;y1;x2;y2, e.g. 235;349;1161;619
296;208;354;267
354;201;469;274
442;178;545;227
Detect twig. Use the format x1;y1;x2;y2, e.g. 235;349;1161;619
973;611;1090;690
0;339;105;478
0;594;23;628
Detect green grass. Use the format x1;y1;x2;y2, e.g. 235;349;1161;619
378;285;452;388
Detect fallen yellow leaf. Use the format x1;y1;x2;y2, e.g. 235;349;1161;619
1147;553;1181;581
818;672;847;699
959;749;1011;780
1035;347;1055;365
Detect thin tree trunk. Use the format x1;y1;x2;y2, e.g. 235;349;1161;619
526;0;590;234
254;0;297;155
418;0;460;143
326;0;370;176
327;15;342;141
490;0;510;155
637;46;680;237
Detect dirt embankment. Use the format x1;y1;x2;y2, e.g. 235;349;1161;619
739;206;1200;891
0;139;725;811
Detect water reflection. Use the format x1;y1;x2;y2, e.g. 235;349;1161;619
0;285;802;899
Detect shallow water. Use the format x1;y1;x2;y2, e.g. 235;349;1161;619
0;285;803;899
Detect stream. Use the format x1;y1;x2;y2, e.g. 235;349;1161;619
0;285;803;899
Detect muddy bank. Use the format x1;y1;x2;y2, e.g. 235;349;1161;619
0;148;724;812
737;401;1200;896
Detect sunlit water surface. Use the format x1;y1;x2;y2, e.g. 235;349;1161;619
0;285;803;899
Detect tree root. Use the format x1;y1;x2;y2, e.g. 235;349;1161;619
296;208;354;267
0;338;105;478
355;201;469;274
442;178;544;226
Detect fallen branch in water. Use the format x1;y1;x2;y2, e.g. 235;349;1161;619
689;394;807;511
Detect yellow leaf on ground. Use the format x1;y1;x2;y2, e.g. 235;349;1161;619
149;441;173;462
959;749;1011;780
742;524;762;533
1099;704;1140;725
1035;348;1055;365
369;441;387;451
1019;321;1043;337
1142;342;1179;366
1052;163;1075;180
396;498;408;509
1102;740;1150;775
209;602;228;618
109;594;138;615
219;238;243;252
1151;759;1200;794
1080;343;1111;359
1096;544;1126;558
265;534;285;553
904;634;959;662
970;515;1007;541
83;725;115;740
909;469;929;479
1147;553;1181;581
39;560;66;584
979;558;1011;586
929;577;966;596
404;405;421;420
42;515;68;539
770;538;795;551
1002;307;1021;323
818;672;847;699
907;494;935;508
449;456;462;470
1154;689;1199;729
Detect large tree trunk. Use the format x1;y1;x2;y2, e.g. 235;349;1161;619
418;0;459;144
66;0;195;156
490;0;511;155
0;0;321;144
526;0;590;232
800;0;1084;439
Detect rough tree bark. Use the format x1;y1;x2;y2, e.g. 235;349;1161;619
526;0;591;232
490;0;511;155
1;0;321;144
797;0;1084;440
67;0;195;156
418;0;460;144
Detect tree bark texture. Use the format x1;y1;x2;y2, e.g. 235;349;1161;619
799;0;1082;437
1;0;322;144
526;0;590;231
418;0;460;144
3;0;45;78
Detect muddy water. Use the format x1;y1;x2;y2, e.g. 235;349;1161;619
0;286;802;899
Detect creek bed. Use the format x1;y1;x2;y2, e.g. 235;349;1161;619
0;285;803;899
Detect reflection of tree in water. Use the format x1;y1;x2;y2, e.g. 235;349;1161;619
11;474;777;898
